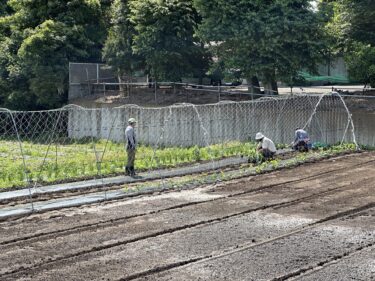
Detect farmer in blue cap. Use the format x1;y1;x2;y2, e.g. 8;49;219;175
292;128;310;152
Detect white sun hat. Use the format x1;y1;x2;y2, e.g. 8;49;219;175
255;132;264;140
128;118;137;124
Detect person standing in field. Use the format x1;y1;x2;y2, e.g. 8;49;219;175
125;118;137;176
255;132;276;161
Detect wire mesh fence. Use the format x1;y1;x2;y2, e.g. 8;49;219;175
0;93;369;202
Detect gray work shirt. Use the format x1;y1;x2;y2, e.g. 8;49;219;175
125;125;136;149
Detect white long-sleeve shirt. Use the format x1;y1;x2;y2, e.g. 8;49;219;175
125;125;136;149
259;137;276;153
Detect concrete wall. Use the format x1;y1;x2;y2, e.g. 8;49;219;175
318;57;348;78
67;95;364;147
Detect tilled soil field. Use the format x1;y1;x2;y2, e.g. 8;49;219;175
0;153;374;281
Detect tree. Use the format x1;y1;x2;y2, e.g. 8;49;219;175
340;0;375;86
321;0;375;86
342;0;375;47
102;0;143;80
346;43;375;87
130;0;208;82
0;0;109;109
17;20;95;107
194;0;325;94
0;2;11;17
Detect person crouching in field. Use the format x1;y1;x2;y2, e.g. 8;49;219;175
125;118;137;177
255;132;276;161
292;128;310;152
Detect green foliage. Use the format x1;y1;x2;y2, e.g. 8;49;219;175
0;2;11;17
194;0;325;92
130;0;208;81
319;0;375;86
0;0;109;109
345;42;375;87
341;0;375;47
0;140;257;189
1;0;373;109
102;0;143;76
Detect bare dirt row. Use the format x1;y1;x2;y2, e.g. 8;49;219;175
0;153;374;280
1;153;371;244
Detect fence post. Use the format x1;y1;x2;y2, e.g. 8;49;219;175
154;81;157;103
96;63;99;84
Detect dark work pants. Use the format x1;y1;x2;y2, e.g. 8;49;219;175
127;149;136;168
262;149;275;160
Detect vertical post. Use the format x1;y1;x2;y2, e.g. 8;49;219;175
69;62;71;85
55;142;58;172
218;85;221;102
85;68;90;97
154;81;157;103
96;63;99;84
103;83;106;97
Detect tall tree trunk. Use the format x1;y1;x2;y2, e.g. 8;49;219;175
118;74;125;97
263;71;278;95
247;75;261;97
198;76;203;89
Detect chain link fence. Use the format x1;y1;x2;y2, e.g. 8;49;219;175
0;93;369;198
69;63;117;99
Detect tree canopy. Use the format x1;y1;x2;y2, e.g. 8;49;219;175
130;0;208;81
0;0;109;109
194;0;325;94
102;0;142;77
320;0;375;86
0;0;374;109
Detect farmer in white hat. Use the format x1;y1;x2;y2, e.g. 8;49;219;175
125;117;137;176
255;132;276;160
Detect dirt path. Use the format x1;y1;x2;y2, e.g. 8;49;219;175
0;153;374;280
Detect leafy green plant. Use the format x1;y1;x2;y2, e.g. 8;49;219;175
0;139;362;190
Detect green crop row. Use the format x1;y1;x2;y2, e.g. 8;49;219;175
126;143;360;194
0;140;259;190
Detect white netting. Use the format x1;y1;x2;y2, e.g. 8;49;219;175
0;93;362;194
